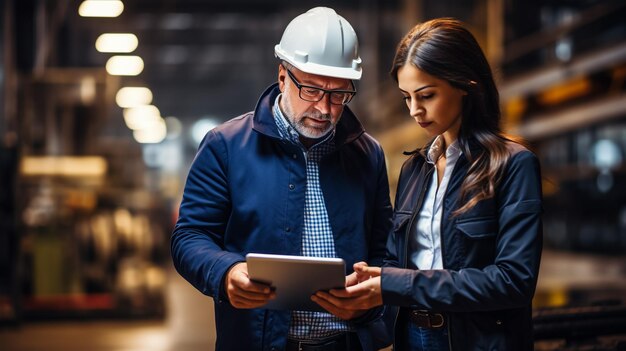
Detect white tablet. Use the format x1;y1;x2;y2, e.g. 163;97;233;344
246;253;346;312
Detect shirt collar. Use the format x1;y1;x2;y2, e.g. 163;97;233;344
426;135;462;164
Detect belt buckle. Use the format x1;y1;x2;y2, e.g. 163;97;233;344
429;312;445;328
413;310;445;328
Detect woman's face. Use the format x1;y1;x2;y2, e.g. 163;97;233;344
397;64;466;144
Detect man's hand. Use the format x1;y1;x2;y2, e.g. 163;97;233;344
311;295;369;320
312;264;383;313
312;262;383;320
225;262;274;309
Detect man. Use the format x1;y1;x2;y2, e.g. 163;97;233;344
171;7;392;351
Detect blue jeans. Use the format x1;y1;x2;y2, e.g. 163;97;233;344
405;322;450;351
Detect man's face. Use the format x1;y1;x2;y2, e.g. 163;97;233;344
277;65;353;142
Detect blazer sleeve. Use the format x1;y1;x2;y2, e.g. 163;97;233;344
171;130;245;301
381;150;543;312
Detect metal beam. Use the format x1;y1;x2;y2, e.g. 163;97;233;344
500;42;626;100
513;94;626;140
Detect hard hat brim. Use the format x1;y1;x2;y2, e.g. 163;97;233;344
275;47;362;81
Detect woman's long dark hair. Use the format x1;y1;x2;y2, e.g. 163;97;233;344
391;18;513;215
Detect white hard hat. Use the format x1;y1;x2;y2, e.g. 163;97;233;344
275;7;362;80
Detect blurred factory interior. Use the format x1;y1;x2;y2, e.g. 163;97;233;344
0;0;625;350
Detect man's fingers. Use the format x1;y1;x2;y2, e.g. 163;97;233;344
228;287;275;308
230;289;274;301
226;262;275;308
232;272;272;294
315;291;353;308
228;278;274;300
311;295;353;320
314;291;368;311
230;296;272;309
312;295;341;315
327;288;355;298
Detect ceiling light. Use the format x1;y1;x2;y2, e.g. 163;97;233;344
191;118;219;145
133;119;167;144
21;156;107;177
123;105;161;130
96;33;138;53
80;77;96;105
106;55;144;76
116;87;153;108
78;0;124;18
164;116;182;139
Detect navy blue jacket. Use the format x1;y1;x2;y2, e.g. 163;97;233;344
382;141;543;350
171;84;393;351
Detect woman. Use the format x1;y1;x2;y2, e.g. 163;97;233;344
312;18;543;350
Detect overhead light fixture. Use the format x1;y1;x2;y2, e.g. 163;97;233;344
21;156;107;177
80;77;96;105
96;33;138;53
123;105;161;130
78;0;124;18
106;55;144;76
164;116;183;139
191;118;219;145
116;87;153;108
133;118;167;144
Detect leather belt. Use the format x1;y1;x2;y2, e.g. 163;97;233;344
407;309;445;329
286;332;361;351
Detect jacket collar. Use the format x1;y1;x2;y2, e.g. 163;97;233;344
251;83;364;146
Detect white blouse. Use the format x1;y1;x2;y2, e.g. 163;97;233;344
410;136;462;270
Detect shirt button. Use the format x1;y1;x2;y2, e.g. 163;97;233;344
292;154;297;159
288;184;295;190
285;227;291;232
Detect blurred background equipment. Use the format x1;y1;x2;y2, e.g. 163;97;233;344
0;0;625;350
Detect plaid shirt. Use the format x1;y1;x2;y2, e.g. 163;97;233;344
272;95;351;339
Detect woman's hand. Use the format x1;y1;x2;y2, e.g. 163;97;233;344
345;261;377;287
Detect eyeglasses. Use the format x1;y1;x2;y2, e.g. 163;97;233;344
286;69;356;105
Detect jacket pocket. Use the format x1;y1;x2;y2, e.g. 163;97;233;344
455;217;498;267
455;217;498;239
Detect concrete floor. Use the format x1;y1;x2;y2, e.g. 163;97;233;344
0;250;625;351
0;265;216;351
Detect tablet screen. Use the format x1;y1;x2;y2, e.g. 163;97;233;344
246;253;346;312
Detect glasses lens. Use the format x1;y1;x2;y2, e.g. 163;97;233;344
330;92;352;105
289;70;354;105
300;87;324;101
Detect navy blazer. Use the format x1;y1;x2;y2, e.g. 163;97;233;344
171;84;393;351
382;141;543;350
